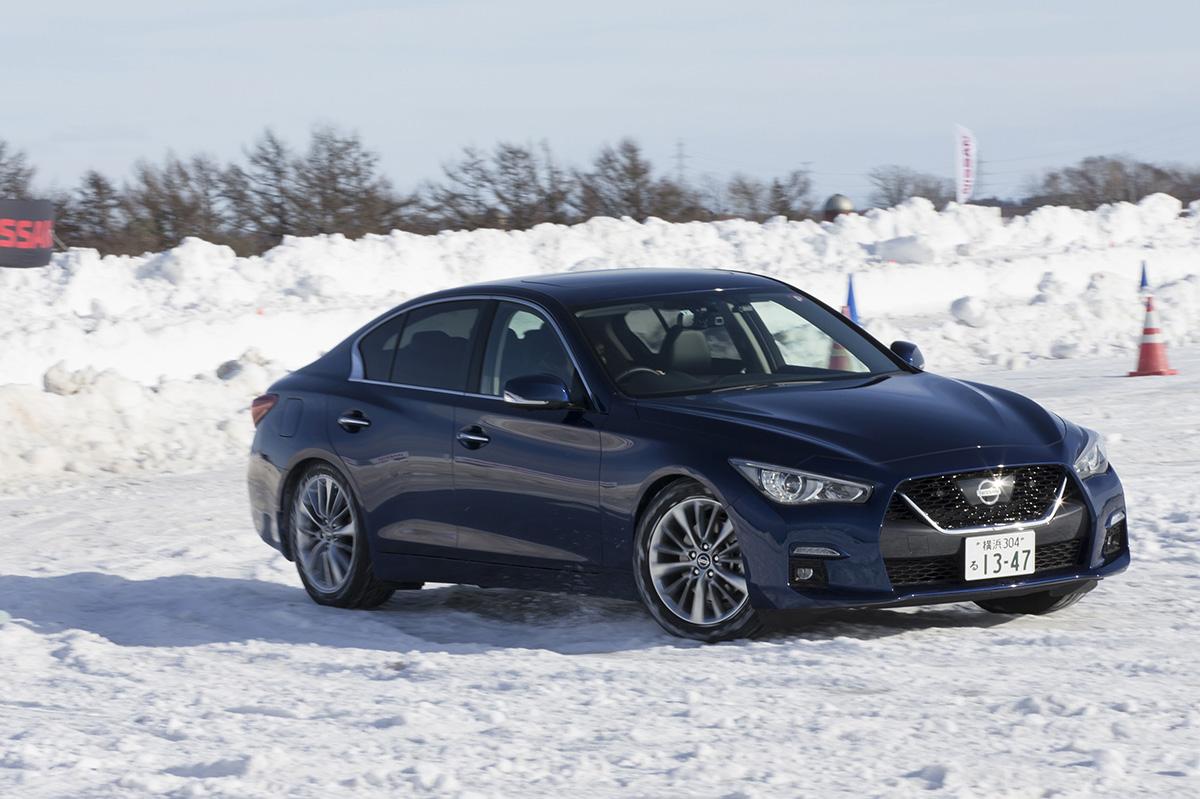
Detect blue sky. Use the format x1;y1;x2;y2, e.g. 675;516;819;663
6;0;1200;205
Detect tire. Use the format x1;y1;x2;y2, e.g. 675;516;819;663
975;583;1094;616
633;479;763;642
289;464;397;609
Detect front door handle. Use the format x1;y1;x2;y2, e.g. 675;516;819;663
456;426;490;449
338;412;371;433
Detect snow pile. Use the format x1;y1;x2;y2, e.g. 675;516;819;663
2;194;1198;487
1;352;285;480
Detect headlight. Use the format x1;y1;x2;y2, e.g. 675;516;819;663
1073;428;1109;479
731;460;872;505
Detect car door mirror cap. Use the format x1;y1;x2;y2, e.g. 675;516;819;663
890;340;925;370
503;374;573;409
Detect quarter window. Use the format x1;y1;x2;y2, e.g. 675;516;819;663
389;301;483;390
358;314;406;381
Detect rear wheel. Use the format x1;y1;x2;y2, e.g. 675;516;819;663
975;584;1093;615
290;464;398;609
634;480;762;642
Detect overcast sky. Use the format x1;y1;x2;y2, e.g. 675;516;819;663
6;0;1200;205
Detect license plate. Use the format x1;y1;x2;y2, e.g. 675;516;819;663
964;531;1035;581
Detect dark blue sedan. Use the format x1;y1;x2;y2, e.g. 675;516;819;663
247;269;1129;641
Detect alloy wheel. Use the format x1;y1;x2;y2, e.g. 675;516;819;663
293;473;357;593
647;496;749;626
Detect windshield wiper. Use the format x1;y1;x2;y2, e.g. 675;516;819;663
708;372;899;393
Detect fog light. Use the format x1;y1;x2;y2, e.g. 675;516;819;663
788;558;828;588
1103;510;1126;559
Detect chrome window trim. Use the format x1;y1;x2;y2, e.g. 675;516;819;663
348;293;597;406
898;476;1069;536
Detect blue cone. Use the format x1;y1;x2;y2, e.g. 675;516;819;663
845;274;859;324
1140;261;1150;293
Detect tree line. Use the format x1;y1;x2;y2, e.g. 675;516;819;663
2;129;1198;256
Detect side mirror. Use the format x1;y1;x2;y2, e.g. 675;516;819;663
503;374;572;409
890;341;925;370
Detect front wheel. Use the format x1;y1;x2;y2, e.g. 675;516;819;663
290;464;396;609
975;583;1094;615
633;480;762;642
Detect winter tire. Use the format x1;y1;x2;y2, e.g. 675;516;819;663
290;464;396;609
634;479;763;642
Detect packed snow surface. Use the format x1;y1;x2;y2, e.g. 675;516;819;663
1;196;1199;487
2;352;1198;797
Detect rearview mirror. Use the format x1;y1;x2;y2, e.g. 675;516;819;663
890;341;925;370
503;374;572;409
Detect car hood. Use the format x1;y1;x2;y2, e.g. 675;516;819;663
635;372;1065;466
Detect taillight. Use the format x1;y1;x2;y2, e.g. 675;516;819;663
251;394;279;427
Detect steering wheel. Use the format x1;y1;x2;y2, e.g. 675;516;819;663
615;366;666;383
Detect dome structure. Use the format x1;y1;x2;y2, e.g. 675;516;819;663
823;194;855;221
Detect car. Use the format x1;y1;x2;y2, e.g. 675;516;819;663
246;268;1130;641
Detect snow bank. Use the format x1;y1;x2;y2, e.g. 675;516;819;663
2;194;1198;487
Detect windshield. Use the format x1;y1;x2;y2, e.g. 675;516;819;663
573;289;900;397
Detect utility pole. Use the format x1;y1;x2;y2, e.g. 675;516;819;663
674;139;688;185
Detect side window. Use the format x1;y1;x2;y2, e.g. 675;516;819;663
390;301;483;390
479;303;579;397
358;314;406;381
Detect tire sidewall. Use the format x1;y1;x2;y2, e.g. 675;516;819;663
633;479;759;642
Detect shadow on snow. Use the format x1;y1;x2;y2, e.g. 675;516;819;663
0;571;1011;655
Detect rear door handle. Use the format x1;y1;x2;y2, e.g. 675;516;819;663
456;426;490;449
338;412;371;433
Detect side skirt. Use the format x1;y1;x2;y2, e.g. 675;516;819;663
373;552;638;601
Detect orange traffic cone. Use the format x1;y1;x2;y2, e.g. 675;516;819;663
1128;296;1177;377
828;304;853;370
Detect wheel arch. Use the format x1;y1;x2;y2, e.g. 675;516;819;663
276;451;357;561
632;467;738;534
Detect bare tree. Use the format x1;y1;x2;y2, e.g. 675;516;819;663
423;141;573;230
55;171;125;250
0;139;35;198
1024;155;1190;209
574;138;656;219
291;125;410;238
723;174;768;219
868;165;954;208
701;169;812;221
223;129;299;250
766;170;814;219
121;154;232;251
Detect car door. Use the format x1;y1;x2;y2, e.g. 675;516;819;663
331;300;486;558
452;300;605;568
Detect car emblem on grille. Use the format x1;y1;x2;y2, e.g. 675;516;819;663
956;473;1016;506
976;479;1003;506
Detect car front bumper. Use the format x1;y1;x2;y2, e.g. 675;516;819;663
728;463;1129;612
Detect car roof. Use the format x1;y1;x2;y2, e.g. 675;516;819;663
455;268;787;306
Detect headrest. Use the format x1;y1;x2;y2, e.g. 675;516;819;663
670;329;711;373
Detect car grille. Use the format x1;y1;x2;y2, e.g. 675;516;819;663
885;538;1085;588
886;464;1066;531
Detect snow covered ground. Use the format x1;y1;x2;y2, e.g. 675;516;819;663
2;351;1197;798
1;195;1199;489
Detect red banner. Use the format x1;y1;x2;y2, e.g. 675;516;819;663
0;199;55;268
